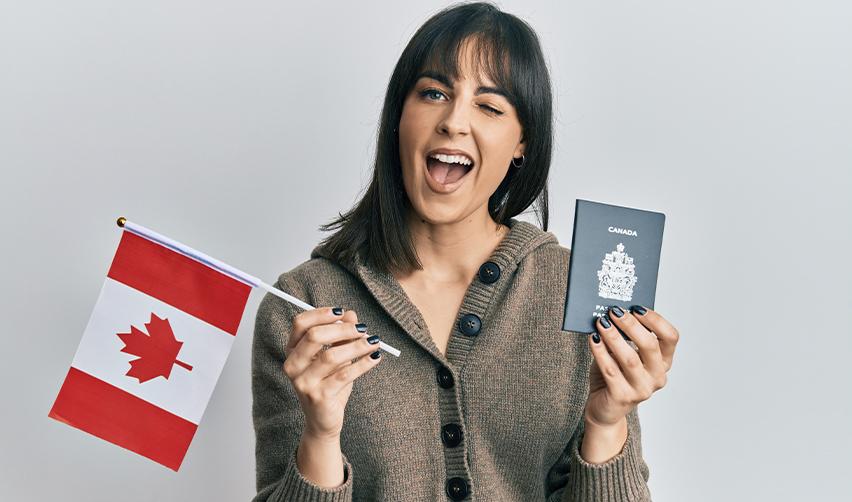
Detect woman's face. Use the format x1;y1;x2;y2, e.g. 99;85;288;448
398;41;525;226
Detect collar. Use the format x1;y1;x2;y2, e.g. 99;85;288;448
311;218;558;364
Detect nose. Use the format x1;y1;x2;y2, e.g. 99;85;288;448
436;99;471;138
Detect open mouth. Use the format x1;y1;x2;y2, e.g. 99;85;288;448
425;153;474;187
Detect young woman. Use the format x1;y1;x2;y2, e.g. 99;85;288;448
252;3;679;501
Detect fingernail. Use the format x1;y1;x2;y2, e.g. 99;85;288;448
599;315;612;329
370;350;382;359
355;323;368;333
631;305;647;316
367;335;380;345
610;306;624;318
332;307;343;316
591;333;601;344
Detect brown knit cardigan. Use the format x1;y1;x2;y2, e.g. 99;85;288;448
251;219;652;501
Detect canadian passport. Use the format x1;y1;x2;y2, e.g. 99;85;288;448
562;199;665;333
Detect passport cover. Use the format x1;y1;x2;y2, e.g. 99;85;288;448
562;199;665;333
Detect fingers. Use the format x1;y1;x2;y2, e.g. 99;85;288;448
281;307;384;438
594;313;659;400
289;337;383;411
287;307;353;353
301;333;383;391
630;305;680;371
607;306;667;383
317;310;361;351
284;311;367;379
317;345;383;399
589;306;679;408
588;328;632;401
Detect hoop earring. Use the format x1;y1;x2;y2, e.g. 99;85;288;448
511;155;525;168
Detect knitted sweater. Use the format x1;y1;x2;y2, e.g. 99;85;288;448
251;219;652;501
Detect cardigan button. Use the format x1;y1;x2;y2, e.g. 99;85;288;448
441;423;463;447
436;367;455;389
458;313;481;336
446;477;470;500
478;261;501;284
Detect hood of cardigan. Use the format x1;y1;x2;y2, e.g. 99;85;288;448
308;218;561;361
309;218;559;282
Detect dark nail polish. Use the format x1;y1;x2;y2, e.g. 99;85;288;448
610;306;624;318
592;333;601;344
332;307;344;316
599;315;612;329
355;323;368;333
367;335;380;344
370;350;382;359
631;305;647;316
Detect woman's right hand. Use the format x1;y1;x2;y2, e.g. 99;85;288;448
283;307;383;441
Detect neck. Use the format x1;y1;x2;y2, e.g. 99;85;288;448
400;205;509;284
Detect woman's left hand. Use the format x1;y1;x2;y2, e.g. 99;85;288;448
585;305;679;428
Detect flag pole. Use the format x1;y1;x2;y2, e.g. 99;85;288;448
115;217;401;357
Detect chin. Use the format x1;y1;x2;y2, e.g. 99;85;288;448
409;195;472;226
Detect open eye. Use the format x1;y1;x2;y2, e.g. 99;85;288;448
420;88;447;101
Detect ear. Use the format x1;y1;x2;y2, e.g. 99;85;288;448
513;139;525;159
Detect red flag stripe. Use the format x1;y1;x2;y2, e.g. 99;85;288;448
48;367;197;471
107;231;251;336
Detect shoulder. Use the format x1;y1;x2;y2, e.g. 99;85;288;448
255;255;354;329
528;237;570;264
273;255;360;308
513;221;571;270
521;240;570;276
510;224;571;294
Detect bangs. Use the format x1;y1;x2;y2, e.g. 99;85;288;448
414;22;520;108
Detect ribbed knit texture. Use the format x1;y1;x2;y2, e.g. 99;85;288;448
252;219;652;501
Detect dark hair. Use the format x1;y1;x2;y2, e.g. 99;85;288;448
318;1;553;274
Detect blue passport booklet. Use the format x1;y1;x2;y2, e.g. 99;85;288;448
562;199;666;333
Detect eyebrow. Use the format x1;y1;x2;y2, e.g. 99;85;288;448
416;71;511;100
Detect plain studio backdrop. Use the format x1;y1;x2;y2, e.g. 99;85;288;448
2;1;850;500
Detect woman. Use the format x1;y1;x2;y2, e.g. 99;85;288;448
252;2;679;501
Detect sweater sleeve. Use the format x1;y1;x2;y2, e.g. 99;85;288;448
547;406;651;502
251;279;354;502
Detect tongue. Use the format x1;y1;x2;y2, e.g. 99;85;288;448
429;160;468;184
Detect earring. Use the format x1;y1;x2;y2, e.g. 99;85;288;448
511;155;525;168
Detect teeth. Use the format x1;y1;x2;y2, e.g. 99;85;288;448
428;153;473;166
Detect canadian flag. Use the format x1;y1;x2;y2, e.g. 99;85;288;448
49;229;252;471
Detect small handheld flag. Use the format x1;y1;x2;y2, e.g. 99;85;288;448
48;217;401;471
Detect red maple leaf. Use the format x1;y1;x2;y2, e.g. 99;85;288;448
116;313;193;383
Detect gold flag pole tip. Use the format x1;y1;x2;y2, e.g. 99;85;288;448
116;217;126;228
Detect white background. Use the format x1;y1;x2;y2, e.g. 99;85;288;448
2;1;850;501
